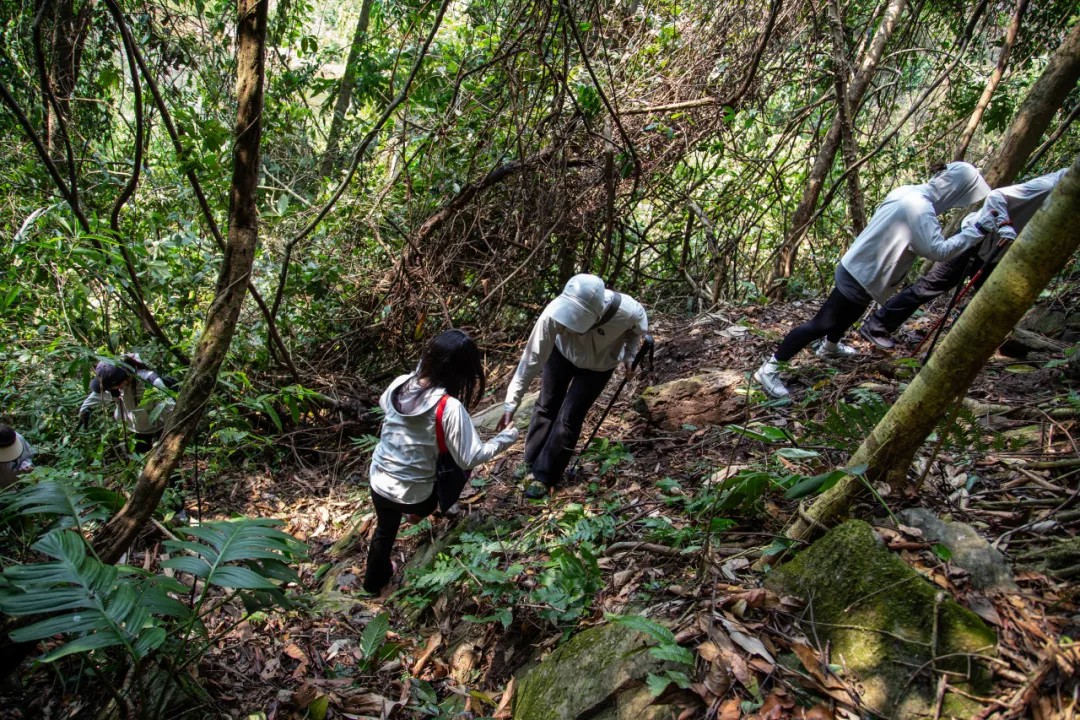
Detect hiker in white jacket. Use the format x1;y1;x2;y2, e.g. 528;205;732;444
860;167;1069;349
498;274;648;498
364;329;518;595
755;161;990;398
77;354;178;452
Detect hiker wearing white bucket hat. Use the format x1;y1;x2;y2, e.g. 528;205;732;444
500;273;648;498
0;424;34;488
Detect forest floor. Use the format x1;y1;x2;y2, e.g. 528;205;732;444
8;296;1079;720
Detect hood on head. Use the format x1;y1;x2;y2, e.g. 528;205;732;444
384;374;445;417
927;161;990;213
549;274;606;333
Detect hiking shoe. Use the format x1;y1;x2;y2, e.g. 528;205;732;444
815;341;858;359
753;362;789;399
859;323;896;350
524;479;552;500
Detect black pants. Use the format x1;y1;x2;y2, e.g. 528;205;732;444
363;487;438;594
775;286;870;362
524;348;614;487
864;248;988;334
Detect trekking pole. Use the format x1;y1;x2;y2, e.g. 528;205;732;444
918;234;1010;363
565;335;654;482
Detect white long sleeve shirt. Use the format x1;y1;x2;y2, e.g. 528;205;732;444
369;374;518;504
503;290;648;414
78;369;174;434
840;163;990;304
979;168;1067;234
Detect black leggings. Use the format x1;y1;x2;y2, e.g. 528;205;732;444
775;286;870;362
363;487;438;594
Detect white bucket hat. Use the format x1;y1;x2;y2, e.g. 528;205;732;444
0;432;24;463
549;274;606;333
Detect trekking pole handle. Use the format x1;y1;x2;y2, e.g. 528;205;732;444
632;334;655;372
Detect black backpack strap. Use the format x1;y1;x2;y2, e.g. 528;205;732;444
590;292;622;330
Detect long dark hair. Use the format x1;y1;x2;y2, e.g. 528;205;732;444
416;329;486;409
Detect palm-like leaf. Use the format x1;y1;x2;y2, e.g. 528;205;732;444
0;530;184;662
162;518;306;591
6;472;123;530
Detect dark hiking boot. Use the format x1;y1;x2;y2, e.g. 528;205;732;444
859;323;896;350
524;477;552;500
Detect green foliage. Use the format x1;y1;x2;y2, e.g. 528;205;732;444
609;614;695;695
0;470;308;711
581;437;634;476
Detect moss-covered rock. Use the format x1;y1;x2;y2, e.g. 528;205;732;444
767;521;997;719
513;622;678;720
634;370;745;430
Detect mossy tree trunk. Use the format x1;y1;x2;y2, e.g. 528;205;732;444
93;0;269;563
788;156;1080;542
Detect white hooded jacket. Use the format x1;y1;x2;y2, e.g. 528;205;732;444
503;290;648;415
370;374;518;504
840;162;990;304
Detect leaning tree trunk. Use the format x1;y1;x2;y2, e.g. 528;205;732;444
942;19;1080;240
93;0;269;563
319;0;374;178
787;156;1080;542
982;20;1080;188
767;0;907;297
953;0;1028;161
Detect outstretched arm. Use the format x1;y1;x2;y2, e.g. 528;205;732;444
442;399;519;470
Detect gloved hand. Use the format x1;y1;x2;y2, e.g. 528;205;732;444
78;410;90;430
496;410;514;432
997;224;1017;243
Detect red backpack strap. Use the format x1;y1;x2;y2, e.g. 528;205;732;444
435;395;450;454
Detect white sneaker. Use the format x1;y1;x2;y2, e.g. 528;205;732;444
753;360;789;398
816;341;858;359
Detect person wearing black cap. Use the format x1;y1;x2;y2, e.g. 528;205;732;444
499;273;648;498
0;424;34;488
77;354;178;452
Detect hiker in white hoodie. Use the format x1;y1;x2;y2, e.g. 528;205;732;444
498;274;648;499
364;329;518;595
754;161;990;398
859;167;1069;349
77;354;178;452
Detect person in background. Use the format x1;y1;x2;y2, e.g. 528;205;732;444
754;161;991;398
498;273;648;499
859;167;1070;349
0;424;34;488
77;354;178;452
364;329;518;596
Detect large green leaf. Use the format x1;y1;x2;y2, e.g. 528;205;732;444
162;518;306;592
0;530;175;662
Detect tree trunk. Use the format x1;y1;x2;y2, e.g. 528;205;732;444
93;0;269;564
981;21;1080;188
787;156;1080;543
829;0;867;235
953;0;1028;161
767;0;907;296
941;19;1080;240
319;0;375;178
43;0;95;156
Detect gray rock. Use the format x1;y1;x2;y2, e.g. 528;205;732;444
513;622;679;720
897;508;1017;591
471;391;539;431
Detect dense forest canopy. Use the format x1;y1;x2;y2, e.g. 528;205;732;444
1;0;1079;715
